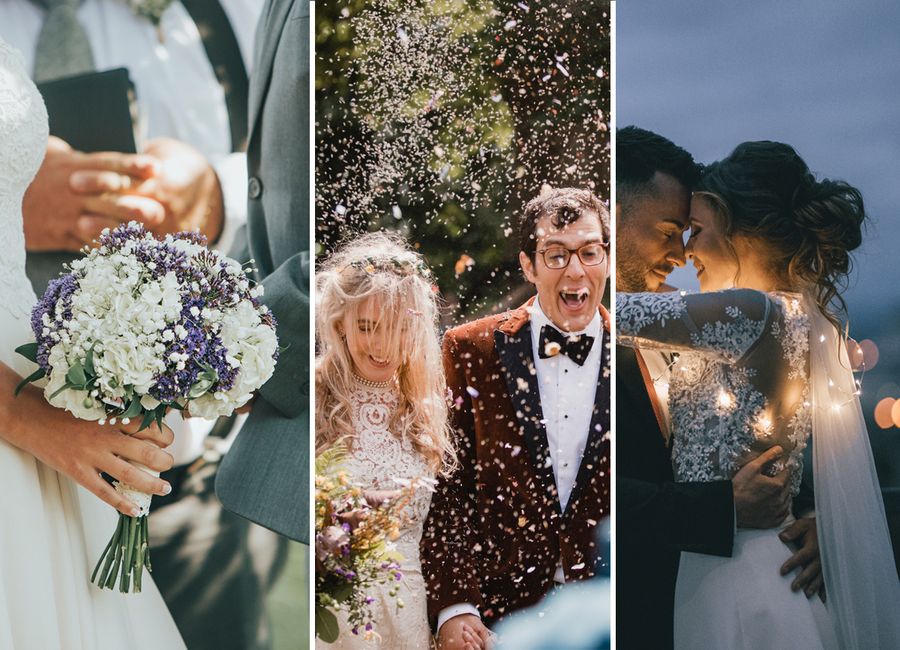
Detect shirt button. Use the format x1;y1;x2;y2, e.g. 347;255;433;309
248;176;263;199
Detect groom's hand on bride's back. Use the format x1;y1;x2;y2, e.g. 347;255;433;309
733;445;792;529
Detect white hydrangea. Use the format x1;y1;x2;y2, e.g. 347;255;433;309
188;301;278;419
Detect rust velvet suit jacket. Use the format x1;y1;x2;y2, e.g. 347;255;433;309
421;299;611;629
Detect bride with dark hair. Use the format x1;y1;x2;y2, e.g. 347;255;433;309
617;141;900;649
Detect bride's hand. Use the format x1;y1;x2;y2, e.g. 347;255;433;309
779;517;825;601
1;367;173;516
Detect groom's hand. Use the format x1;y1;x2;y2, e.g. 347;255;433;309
438;614;493;650
779;517;825;601
733;445;792;529
72;138;225;244
23;136;161;252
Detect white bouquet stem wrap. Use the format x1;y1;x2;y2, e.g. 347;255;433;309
114;462;159;518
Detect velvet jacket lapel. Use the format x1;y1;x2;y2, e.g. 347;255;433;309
494;301;611;514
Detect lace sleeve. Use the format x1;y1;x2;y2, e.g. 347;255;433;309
616;288;773;363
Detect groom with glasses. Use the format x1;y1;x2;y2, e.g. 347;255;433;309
422;186;611;649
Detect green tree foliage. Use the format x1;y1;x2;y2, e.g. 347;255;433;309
316;0;610;321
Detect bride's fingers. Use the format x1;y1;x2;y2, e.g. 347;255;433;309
102;454;172;496
81;468;141;517
112;433;174;472
124;420;175;449
461;627;483;649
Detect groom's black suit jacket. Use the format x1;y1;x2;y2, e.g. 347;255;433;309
616;346;734;650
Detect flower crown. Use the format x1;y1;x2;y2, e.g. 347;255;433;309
341;256;433;281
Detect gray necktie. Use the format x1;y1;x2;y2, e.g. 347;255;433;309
32;0;95;82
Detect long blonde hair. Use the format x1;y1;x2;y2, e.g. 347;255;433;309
315;231;455;475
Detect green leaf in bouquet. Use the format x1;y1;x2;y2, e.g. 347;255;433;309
188;373;216;399
48;382;75;400
138;409;156;432
66;362;87;387
84;347;95;376
15;342;39;362
315;605;340;643
122;397;143;420
331;581;354;604
154;404;167;430
14;367;46;396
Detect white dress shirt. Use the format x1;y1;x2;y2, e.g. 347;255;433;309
438;299;603;631
0;0;262;465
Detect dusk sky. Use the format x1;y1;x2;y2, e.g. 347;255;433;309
617;1;900;476
617;1;900;321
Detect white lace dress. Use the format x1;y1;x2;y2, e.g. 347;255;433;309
617;288;838;650
0;37;184;649
317;380;435;649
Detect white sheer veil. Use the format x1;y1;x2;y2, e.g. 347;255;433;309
806;293;900;648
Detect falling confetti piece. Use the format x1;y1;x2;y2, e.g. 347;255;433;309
455;254;475;276
466;385;479;398
544;341;561;357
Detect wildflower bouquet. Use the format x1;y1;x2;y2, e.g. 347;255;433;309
15;222;278;592
315;447;416;644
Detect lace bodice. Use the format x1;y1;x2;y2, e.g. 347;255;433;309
618;289;811;495
343;381;434;566
0;37;46;367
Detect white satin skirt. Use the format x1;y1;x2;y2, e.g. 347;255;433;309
0;440;185;649
674;520;837;650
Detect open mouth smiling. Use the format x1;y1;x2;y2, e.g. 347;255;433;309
560;288;589;310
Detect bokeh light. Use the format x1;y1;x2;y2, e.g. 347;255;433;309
875;397;896;429
858;339;880;371
892;399;900;429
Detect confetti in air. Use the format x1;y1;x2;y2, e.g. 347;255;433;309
316;0;610;322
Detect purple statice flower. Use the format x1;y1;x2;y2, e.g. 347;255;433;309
30;273;79;372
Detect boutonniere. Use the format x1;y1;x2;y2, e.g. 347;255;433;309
124;0;175;28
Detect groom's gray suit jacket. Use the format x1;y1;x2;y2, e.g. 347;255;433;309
215;0;310;543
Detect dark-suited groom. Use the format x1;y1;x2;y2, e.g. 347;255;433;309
615;126;822;649
216;0;310;543
422;187;611;649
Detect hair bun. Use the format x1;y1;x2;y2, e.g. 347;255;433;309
791;178;865;254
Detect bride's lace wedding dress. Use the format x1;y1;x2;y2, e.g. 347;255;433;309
0;37;184;648
617;288;839;649
317;379;434;649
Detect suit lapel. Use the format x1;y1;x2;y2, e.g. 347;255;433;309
247;0;295;148
565;327;611;514
617;346;667;446
495;320;560;508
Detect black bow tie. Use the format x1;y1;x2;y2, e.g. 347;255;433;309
538;325;595;366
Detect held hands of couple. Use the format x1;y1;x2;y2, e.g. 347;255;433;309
438;614;495;650
23;136;223;252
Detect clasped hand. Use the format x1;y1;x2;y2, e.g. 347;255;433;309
24;136;223;252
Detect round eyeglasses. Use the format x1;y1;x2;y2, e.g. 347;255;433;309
536;242;609;269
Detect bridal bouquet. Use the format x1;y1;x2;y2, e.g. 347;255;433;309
315;447;419;644
15;222;278;593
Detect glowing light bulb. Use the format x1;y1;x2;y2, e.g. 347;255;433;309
717;390;734;409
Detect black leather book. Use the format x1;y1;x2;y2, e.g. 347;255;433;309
36;67;138;153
